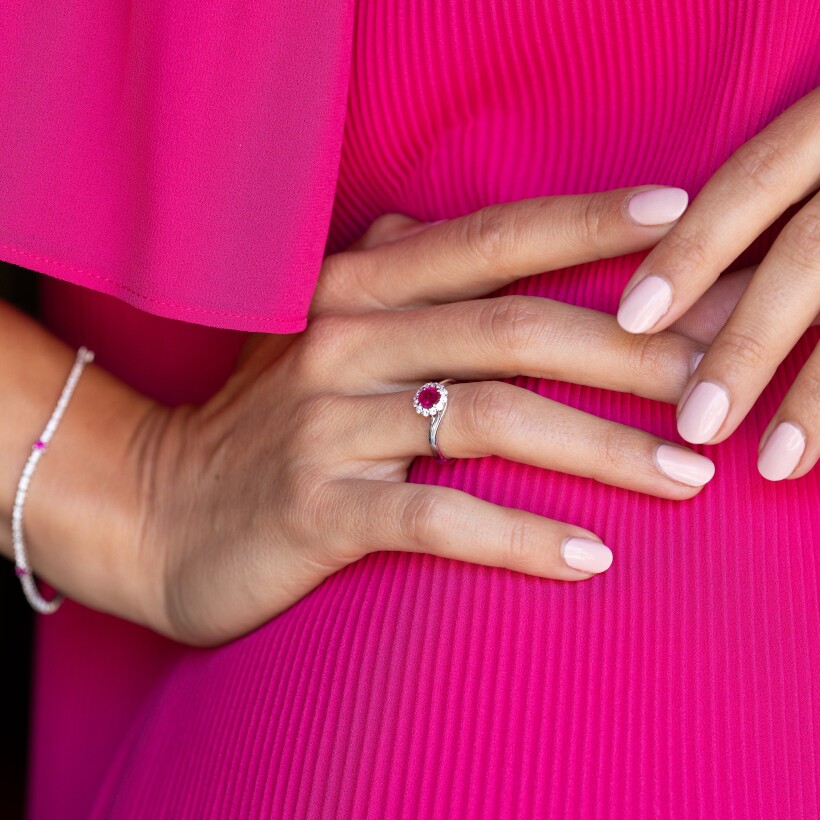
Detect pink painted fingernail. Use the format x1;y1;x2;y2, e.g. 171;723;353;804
677;381;730;444
758;422;806;481
617;275;673;333
690;351;705;376
427;218;448;225
627;187;689;226
561;538;613;573
655;444;715;486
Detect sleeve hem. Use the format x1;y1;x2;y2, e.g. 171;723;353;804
0;242;308;334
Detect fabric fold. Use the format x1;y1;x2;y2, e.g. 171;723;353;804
0;1;355;332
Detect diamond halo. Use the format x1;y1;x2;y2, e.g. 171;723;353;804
413;381;449;417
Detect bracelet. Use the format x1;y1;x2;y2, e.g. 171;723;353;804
12;345;95;614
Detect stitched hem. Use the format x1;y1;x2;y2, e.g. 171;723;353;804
0;242;308;334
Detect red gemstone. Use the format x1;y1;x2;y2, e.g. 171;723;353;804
417;385;441;409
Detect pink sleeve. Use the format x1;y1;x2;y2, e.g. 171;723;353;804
0;1;354;332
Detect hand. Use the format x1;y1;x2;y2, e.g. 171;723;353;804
137;185;712;646
615;87;820;481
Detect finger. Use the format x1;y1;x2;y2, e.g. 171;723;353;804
757;340;820;481
318;295;705;403
616;87;820;334
665;265;820;345
675;194;820;444
339;381;716;497
667;267;757;345
313;185;689;313
330;478;614;580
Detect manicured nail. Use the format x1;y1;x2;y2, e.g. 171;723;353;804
617;275;673;333
428;218;448;225
690;351;705;376
627;187;689;226
655;444;715;486
677;381;730;444
758;422;806;481
561;538;613;573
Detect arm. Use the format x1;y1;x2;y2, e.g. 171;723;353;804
0;297;162;624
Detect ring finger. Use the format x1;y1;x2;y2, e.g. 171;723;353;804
339;381;717;497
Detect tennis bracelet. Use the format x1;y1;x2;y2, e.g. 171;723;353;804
12;345;95;614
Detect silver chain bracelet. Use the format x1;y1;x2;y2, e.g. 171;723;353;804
12;345;95;614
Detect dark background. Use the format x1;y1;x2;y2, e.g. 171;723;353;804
1;263;38;820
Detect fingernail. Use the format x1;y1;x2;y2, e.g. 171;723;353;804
677;381;730;444
758;422;806;481
561;538;613;573
617;275;673;333
690;351;705;376
427;218;448;225
627;187;689;226
655;443;715;486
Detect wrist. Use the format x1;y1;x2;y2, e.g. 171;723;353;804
20;360;165;628
127;400;193;637
131;392;247;643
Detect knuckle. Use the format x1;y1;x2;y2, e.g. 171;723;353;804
574;194;606;251
296;314;357;381
293;393;340;449
477;296;543;356
595;426;631;471
318;247;386;312
658;227;712;271
277;462;326;528
464;204;511;271
501;517;539;568
317;249;348;289
300;312;342;353
716;326;772;372
314;251;357;308
399;487;444;545
461;381;519;440
626;332;686;380
280;474;352;570
780;209;820;272
727;137;793;195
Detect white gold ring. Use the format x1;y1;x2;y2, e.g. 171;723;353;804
413;379;456;463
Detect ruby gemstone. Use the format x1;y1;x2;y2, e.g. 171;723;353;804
417;385;441;409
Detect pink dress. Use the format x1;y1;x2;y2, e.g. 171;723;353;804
12;0;820;816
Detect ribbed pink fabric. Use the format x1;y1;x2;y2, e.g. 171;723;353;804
27;0;820;817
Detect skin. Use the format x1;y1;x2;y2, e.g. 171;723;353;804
6;78;817;645
147;186;734;646
617;87;820;478
1;184;721;647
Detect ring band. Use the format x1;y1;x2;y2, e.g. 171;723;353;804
413;379;456;463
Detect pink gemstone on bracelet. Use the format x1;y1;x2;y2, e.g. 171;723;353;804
15;566;30;577
417;385;442;409
33;440;46;450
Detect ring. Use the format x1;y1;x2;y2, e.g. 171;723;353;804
413;379;456;463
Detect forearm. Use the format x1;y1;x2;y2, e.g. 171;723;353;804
0;298;163;623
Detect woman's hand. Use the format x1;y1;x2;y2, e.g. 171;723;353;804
137;185;713;646
615;87;820;481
